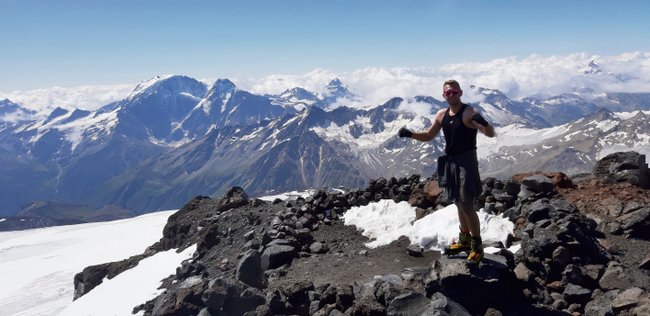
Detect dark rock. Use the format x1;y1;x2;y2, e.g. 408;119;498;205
310;241;329;254
525;198;552;223
151;280;204;316
521;175;554;194
236;287;266;315
427;293;470;315
196;224;221;257
584;289;619;316
406;244;424;257
244;230;256;240
202;277;238;314
309;301;322;315
562;283;591;304
561;264;585;286
640;255;650;270
415;207;433;220
593;151;649;188
401;266;431;286
281;280;314;314
484;202;496;214
73;254;146;300
373;278;406;306
236;250;264;289
347;296;386;316
261;244;297;270
619;206;650;239
551;246;571;272
493;191;516;207
436;254;515;315
321;284;338;305
504;179;521;196
599;262;632;290
386;292;470;316
336;285;355;311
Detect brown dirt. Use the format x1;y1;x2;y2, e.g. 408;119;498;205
556;177;650;269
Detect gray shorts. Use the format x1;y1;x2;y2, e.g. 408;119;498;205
457;175;475;211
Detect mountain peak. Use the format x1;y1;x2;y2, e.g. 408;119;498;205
212;78;237;93
322;78;356;108
326;78;348;95
581;59;603;75
280;87;316;99
44;107;69;124
0;98;36;118
130;75;206;99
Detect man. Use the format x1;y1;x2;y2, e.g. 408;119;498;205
398;79;495;264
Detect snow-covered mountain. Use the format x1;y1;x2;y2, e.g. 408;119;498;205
1;74;649;218
269;87;321;111
480;109;650;177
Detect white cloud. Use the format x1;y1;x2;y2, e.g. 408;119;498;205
3;51;650;113
237;68;338;97
238;51;650;108
0;84;135;113
396;101;433;117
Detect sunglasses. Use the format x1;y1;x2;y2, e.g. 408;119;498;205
443;89;461;97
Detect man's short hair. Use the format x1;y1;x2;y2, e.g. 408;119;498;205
444;79;461;90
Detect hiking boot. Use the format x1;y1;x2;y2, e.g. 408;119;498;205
467;236;484;265
444;231;471;255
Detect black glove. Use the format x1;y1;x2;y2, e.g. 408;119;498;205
398;127;413;138
472;113;489;127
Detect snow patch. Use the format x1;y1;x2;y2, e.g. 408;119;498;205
28;109;120;152
0;211;176;316
311;115;427;150
614;110;650;120
59;245;196;316
595;119;617;133
477;123;569;156
342;200;513;251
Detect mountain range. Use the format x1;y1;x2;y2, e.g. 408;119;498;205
1;74;649;219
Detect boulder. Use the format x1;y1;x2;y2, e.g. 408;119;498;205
347;296;386;316
562;283;592;304
599;262;632;290
435;254;516;314
520;175;554;195
386;292;470;316
236;250;264;289
584;289;619;316
618;206;650;239
261;244;297;270
593;151;649;188
611;287;644;311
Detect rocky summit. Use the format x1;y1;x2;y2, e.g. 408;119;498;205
72;152;650;316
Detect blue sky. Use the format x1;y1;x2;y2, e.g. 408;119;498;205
1;0;649;90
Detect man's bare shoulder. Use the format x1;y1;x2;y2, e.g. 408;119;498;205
464;105;477;115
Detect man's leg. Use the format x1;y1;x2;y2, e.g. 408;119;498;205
457;200;480;237
458;185;483;264
445;200;473;255
457;203;469;232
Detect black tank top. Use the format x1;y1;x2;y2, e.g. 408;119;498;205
442;104;477;155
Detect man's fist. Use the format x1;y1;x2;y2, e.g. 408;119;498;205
398;127;413;138
472;113;489;127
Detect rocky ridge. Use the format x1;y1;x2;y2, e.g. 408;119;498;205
72;152;650;315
